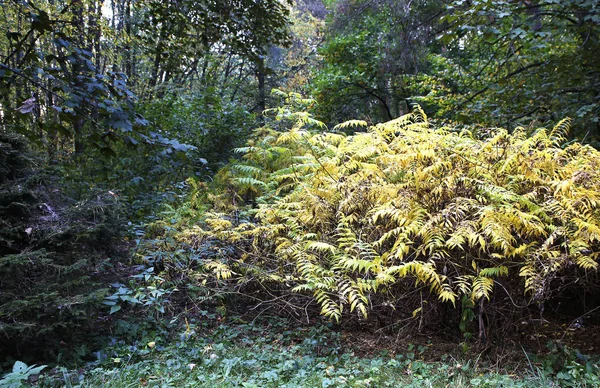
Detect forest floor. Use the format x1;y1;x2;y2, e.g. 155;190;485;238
25;311;600;387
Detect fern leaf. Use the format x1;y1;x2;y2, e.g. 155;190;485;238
333;120;368;131
550;117;571;144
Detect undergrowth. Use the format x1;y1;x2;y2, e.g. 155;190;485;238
129;101;600;340
0;131;128;365
18;315;599;388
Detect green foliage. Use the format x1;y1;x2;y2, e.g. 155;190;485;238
0;361;46;388
0;163;126;363
459;296;476;342
313;0;444;125
441;0;600;138
0;1;142;154
314;0;600;143
538;341;600;387
168;105;600;331
31;317;600;387
0;131;32;184
139;90;255;173
103;275;173;317
139;0;292;65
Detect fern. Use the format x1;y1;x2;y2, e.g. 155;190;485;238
165;103;600;326
549;117;571;145
471;276;494;301
333;120;368;131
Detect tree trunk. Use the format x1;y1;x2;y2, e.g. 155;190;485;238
256;57;266;118
72;0;86;155
125;0;133;83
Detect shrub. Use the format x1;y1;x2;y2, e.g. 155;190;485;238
0;158;125;363
150;106;600;337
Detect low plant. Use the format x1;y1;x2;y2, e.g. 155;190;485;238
0;361;46;388
32;317;599;387
535;341;600;388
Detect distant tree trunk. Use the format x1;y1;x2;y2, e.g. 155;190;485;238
89;0;103;69
256;57;266;119
200;55;209;86
148;29;166;97
46;82;57;163
14;13;24;116
125;0;133;83
522;0;542;31
230;61;247;102
72;0;86;155
89;0;102;123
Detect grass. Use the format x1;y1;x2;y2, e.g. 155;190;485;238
21;314;598;388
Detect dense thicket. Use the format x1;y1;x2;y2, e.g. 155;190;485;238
314;0;600;143
0;0;296;365
0;131;125;362
313;0;444;123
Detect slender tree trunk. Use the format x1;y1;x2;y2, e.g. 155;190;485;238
148;37;165;96
46;82;57;163
89;0;102;123
256;58;266;117
125;0;133;83
89;0;103;69
72;0;86;155
478;298;486;344
230;61;249;102
200;54;209;86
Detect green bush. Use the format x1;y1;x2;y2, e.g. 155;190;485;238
139;90;256;173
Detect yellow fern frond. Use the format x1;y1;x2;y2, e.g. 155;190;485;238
333;120;368;131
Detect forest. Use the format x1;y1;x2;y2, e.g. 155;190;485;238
1;0;600;386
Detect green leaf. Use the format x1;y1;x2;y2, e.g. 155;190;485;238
12;361;27;374
31;10;52;32
109;305;121;314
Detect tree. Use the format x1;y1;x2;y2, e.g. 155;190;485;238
0;0;139;158
0;0;294;159
312;0;444;125
441;0;600;140
136;0;292;108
